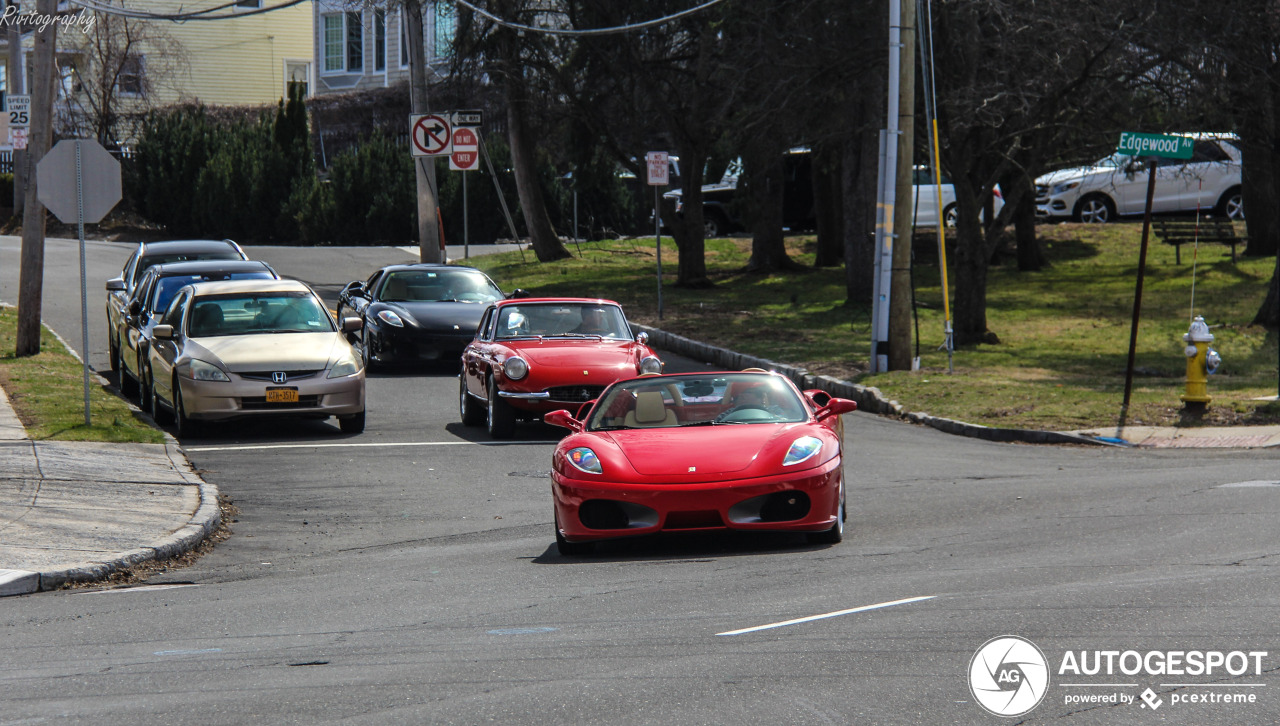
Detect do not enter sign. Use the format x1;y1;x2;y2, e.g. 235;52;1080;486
450;127;479;171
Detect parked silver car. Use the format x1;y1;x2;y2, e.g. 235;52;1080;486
146;279;366;437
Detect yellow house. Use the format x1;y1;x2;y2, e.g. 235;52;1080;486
1;1;313;150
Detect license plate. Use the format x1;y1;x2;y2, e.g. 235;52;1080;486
265;387;299;403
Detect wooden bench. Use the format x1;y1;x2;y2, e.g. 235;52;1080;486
1152;218;1248;264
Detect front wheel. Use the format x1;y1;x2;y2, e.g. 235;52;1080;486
338;409;365;434
1073;194;1115;224
555;513;594;556
704;210;728;238
173;380;204;438
149;376;172;425
486;377;516;439
808;482;845;545
943;203;959;228
1217;187;1244;221
459;372;484;426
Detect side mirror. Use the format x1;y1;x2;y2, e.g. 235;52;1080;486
635;331;649;345
507;288;532;299
815;398;858;421
543;409;583;433
342;317;363;333
128;300;142;316
153;324;174;340
106;278;125;292
804;389;832;408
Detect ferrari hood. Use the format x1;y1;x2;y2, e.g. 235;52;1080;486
192;332;347;371
382;301;485;333
516;341;638;368
608;425;799;476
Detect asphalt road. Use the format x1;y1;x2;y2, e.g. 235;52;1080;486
2;236;1279;725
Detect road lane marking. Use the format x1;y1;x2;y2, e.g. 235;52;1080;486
716;595;936;636
184;440;550;452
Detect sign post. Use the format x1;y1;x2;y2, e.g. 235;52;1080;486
37;139;122;426
450;126;479;258
646;152;669;320
1116;132;1193;432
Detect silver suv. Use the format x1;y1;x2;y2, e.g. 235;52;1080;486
1035;134;1243;223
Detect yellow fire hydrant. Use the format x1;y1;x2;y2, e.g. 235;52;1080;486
1180;315;1219;412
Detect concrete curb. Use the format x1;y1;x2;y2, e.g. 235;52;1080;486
1;317;222;594
635;323;1108;448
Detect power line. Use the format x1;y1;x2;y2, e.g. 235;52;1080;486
452;0;728;37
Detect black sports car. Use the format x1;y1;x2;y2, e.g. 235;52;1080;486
336;264;509;369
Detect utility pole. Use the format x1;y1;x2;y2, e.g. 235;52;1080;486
6;0;25;218
403;0;443;263
14;0;55;357
887;0;916;371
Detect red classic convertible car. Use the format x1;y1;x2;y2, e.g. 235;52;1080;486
542;370;857;554
459;298;664;438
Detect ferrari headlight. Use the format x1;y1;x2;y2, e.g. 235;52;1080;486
503;356;529;380
187;358;230;382
328;351;362;378
566;447;602;475
1051;181;1080;194
376;309;404;327
638;355;663;375
783;436;822;467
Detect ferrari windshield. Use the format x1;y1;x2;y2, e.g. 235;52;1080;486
586;373;807;430
188;292;335;337
378;269;503;303
497;303;630;339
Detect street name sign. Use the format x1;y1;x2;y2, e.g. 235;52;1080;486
1116;132;1194;160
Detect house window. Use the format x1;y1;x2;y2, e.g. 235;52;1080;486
117;55;144;95
286;60;310;98
346;11;363;72
374;9;386;72
323;14;344;72
434;2;456;59
400;10;411;67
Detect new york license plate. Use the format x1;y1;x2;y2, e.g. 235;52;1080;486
265;387;299;403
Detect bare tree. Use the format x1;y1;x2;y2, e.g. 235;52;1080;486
58;1;186;147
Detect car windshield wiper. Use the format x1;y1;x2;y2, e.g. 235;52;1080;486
591;425;631;431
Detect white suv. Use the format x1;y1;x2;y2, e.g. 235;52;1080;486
1035;134;1243;223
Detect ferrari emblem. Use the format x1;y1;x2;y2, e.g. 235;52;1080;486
688;466;696;472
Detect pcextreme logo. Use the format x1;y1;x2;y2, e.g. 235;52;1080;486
968;636;1269;717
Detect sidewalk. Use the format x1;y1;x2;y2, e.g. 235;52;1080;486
0;387;220;597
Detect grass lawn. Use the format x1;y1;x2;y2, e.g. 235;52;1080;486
0;306;164;443
466;222;1280;431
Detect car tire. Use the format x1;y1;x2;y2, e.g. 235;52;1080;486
361;328;377;373
338;408;366;434
173;380;203;438
704;210;728;238
807;481;845;545
555;513;594;556
1216;187;1244;221
459;372;484;426
138;363;152;412
1073;194;1115;223
486;376;516;440
108;331;120;373
119;354;139;399
943;203;959;228
149;377;172;425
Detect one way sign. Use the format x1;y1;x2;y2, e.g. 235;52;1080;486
410;113;451;157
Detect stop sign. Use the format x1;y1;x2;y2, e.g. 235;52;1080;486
36;139;122;224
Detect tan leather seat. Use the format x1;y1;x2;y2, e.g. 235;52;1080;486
624;390;677;428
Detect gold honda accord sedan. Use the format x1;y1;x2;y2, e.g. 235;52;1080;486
146;279;366;437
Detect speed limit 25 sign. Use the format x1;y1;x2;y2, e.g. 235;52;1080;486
6;94;30;128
